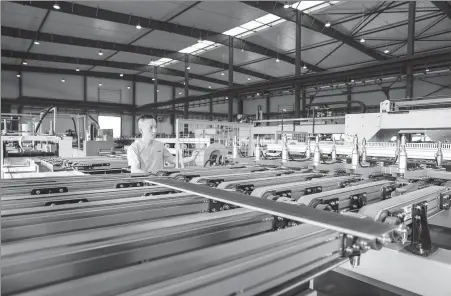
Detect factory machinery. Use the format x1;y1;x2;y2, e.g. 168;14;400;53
2;153;451;296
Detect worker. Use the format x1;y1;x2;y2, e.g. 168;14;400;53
127;115;199;174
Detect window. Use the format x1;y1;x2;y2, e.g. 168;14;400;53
98;115;121;138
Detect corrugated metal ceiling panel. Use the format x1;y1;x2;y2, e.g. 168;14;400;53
30;41;116;59
170;1;267;33
1;2;48;31
41;10;151;44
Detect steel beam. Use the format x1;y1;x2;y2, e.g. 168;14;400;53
138;47;451;110
1;26;275;81
406;1;416;98
432;1;451;20
242;1;386;61
1;64;209;92
228;36;234;122
294;11;301;118
17;1;299;68
2;49;230;86
2;97;134;113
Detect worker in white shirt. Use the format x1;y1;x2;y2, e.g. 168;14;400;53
127;115;199;174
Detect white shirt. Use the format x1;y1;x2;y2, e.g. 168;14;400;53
127;139;175;174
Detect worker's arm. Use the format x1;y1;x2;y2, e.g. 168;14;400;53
164;148;199;165
127;146;147;174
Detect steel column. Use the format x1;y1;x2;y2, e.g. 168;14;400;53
294;11;302;118
301;88;306;117
184;55;189;120
209;98;213;118
347;85;352;113
18;71;22;97
153;67;158;118
266;95;271;120
406;1;416;98
171;86;176;135
228;36;234;122
132;77;136;136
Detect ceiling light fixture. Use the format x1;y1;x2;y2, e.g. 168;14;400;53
98;50;103;56
152;78;155;81
283;2;290;8
221;72;225;76
157;89;159;92
276;58;280;62
76;67;80;72
16;73;21;78
325;22;331;27
186;66;190;70
34;40;40;45
256;93;260;96
384;49;390;54
53;2;60;10
61;78;65;83
179;91;182;95
426;68;430;72
99;83;102;86
247;76;251;81
360;37;365;43
136;24;142;30
351;79;355;83
120;73;124;77
208;85;212;89
127;86;131;89
303;65;307;69
22;61;27;65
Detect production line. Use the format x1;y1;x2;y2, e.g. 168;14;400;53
2;159;451;296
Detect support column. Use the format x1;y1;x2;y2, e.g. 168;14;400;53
266;95;271;120
406;1;416;98
153;67;158;118
171;86;176;135
228;36;234;122
132;77;136;136
238;99;243;115
209;98;213;115
18;71;23;97
301;88;307;117
294;11;302;118
184;54;189;120
347;84;352;114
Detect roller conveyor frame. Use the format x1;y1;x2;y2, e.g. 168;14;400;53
2;192;207;242
188;170;296;187
4;223;345;296
250;175;363;200
216;172;327;192
2;186;180;210
280;180;398;212
2;209;276;296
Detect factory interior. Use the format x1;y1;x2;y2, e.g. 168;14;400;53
2;1;451;295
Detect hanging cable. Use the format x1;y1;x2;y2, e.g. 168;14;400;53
34;106;56;134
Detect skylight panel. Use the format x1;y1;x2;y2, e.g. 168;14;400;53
223;27;248;36
255;14;280;24
291;1;324;11
305;2;332;13
240;20;263;30
179;46;199;54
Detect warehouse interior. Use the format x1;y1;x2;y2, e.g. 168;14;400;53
1;1;451;296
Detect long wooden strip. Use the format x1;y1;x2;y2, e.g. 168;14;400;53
148;177;395;242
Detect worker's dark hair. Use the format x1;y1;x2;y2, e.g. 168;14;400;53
137;115;155;122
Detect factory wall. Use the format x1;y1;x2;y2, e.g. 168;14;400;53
1;71;19;98
23;73;84;101
242;77;450;115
